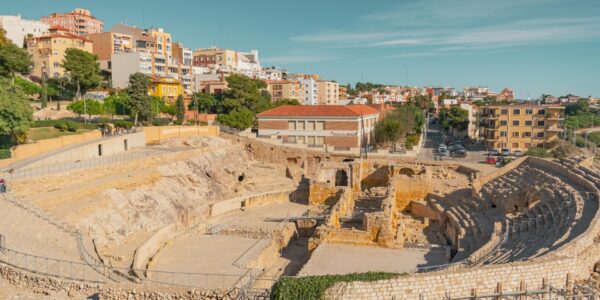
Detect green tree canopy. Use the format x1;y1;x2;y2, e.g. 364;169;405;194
14;76;41;96
272;98;300;107
0;78;33;144
0;42;32;79
175;95;185;121
191;92;217;113
62;48;101;99
103;94;131;118
216;107;254;130
127;72;152;125
439;106;469;131
565;99;589;116
67;99;104;119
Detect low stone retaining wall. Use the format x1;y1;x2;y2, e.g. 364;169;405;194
132;224;177;278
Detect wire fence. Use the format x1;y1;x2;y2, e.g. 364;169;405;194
4;149;167;180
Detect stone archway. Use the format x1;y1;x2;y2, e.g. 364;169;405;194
335;169;349;186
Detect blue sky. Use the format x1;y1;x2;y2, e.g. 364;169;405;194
4;0;600;98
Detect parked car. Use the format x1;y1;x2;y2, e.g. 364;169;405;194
439;143;447;149
447;140;463;146
501;148;511;156
451;149;467;158
485;155;497;164
512;150;524;157
447;144;466;152
489;149;500;156
438;149;449;156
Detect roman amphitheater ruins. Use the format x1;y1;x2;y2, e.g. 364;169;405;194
1;126;600;299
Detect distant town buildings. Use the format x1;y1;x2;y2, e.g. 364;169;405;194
27;27;93;78
40;8;103;36
0;15;48;47
265;80;303;102
317;80;340;105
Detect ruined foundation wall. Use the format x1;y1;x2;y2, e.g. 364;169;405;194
392;177;431;211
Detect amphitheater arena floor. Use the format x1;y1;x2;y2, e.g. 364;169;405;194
301;243;448;276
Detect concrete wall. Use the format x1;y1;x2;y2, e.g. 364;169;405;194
22;132;146;170
0;131;102;168
144;126;220;144
132;224;178;278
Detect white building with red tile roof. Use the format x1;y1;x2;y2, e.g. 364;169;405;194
256;104;380;153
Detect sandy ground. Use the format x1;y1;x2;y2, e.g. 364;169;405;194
301;243;448;276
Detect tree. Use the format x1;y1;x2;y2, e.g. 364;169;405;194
439;106;469;134
217;107;254;130
565;99;589;116
67;99;103;120
62;48;101;99
219;74;270;113
191;92;216;113
161;104;177;120
14;76;41;96
0;78;33;144
0;29;11;46
103;94;130;119
0;42;32;80
175;95;185;121
272;98;300;107
127;72;152;125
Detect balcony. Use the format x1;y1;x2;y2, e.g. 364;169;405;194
546;114;564;121
546;126;564;132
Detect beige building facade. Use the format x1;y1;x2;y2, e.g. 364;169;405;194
41;8;103;36
317;80;340;105
265;80;304;102
481;104;564;151
27;27;93;78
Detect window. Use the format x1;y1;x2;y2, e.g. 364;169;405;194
525;120;532;126
53;62;59;67
525;109;533;115
537;120;545;126
316;136;324;145
307;136;315;145
512;120;519;126
288;121;296;130
524;143;531;148
537;132;545;138
500;131;507;137
523;132;532;137
512;143;519;148
297;136;305;144
307;121;315;130
297;121;305;130
513;109;520;115
501;109;508;115
500;120;508;126
512;132;519;137
538;109;546;115
316;121;324;130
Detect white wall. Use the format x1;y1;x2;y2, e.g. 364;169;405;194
0;15;48;47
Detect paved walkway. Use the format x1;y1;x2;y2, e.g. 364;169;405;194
301;243;448;276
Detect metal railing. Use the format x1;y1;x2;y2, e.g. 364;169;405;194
4;149;168;180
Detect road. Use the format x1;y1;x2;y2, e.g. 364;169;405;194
417;122;489;164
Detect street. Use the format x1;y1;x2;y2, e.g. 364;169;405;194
417;121;489;164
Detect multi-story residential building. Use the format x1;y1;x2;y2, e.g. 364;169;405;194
317;80;340;105
0;15;48;47
480;104;564;151
459;103;479;140
41;8;103;36
111;52;153;88
27;27;93;79
498;88;515;101
236;50;261;77
464;86;490;98
192;47;238;72
148;76;183;104
287;74;319;105
172;42;193;92
262;66;285;81
265;80;304;102
339;85;348;100
257;104;380;153
87;32;133;70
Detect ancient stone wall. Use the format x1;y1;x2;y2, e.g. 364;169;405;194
308;181;339;206
391;176;431;211
325;257;583;300
472;156;528;192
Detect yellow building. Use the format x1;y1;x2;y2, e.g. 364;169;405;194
148;76;183;104
481;104;564;151
148;27;173;77
27;27;94;78
265;80;304;102
317;80;340;105
192;47;238;71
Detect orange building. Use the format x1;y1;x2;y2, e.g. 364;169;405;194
41;8;103;36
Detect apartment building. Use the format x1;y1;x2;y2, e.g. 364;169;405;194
172;42;193;92
257;104;380;152
480;104;564;151
41;8;103;36
87;32;133;70
265;80;304;102
464;86;490;98
317;80;340;105
0;15;48;47
498;88;515;101
109;24;190;91
262;66;285;81
287;74;319;105
192;47;238;71
27;27;93;78
339;85;348;100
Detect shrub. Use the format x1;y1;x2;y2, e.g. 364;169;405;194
54;121;69;132
405;133;420;150
66;121;79;132
151;118;171;126
525;147;550;158
113;120;133;129
0;148;10;159
270;272;401;300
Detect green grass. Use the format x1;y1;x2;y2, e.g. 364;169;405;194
270;272;402;300
0;148;10;159
27;127;89;141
